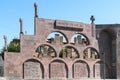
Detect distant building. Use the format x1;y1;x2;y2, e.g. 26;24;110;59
11;39;20;44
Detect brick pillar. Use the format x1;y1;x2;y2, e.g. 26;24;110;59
88;48;91;58
90;15;96;38
44;62;49;79
68;64;73;79
116;38;120;79
77;35;82;44
60;36;63;44
89;64;94;78
92;53;95;59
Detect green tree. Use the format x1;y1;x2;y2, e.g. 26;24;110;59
7;42;20;52
0;41;20;60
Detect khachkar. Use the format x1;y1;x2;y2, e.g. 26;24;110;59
4;3;105;80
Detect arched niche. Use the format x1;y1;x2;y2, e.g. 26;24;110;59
49;59;68;79
93;61;109;79
98;28;117;79
33;44;57;59
83;47;99;59
23;59;44;79
72;60;90;78
71;33;89;46
59;46;79;59
99;29;116;78
47;31;68;44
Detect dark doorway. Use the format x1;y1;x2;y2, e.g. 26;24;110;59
98;29;116;79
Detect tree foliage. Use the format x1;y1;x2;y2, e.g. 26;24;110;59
7;42;20;52
0;41;20;60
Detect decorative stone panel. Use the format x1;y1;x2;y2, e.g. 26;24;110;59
49;61;68;78
73;62;89;78
23;60;43;79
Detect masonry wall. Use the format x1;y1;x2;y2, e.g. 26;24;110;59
4;18;104;80
96;24;120;79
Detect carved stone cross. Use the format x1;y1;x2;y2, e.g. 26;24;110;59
90;15;95;23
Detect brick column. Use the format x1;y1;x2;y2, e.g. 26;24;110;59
90;66;94;78
88;48;91;58
68;66;73;79
116;38;120;79
44;61;49;79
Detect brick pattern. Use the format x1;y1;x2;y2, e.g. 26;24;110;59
50;62;66;78
4;17;109;79
73;63;88;78
24;61;42;79
94;63;104;78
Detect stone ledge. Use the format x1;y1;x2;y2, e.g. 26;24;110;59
2;78;118;80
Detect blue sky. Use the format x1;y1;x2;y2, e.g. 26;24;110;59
0;0;120;49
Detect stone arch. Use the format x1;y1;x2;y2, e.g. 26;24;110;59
34;44;57;59
23;58;44;79
83;47;99;59
49;59;68;79
59;45;80;59
93;60;109;79
46;31;68;44
99;28;116;78
72;59;90;78
71;33;90;45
